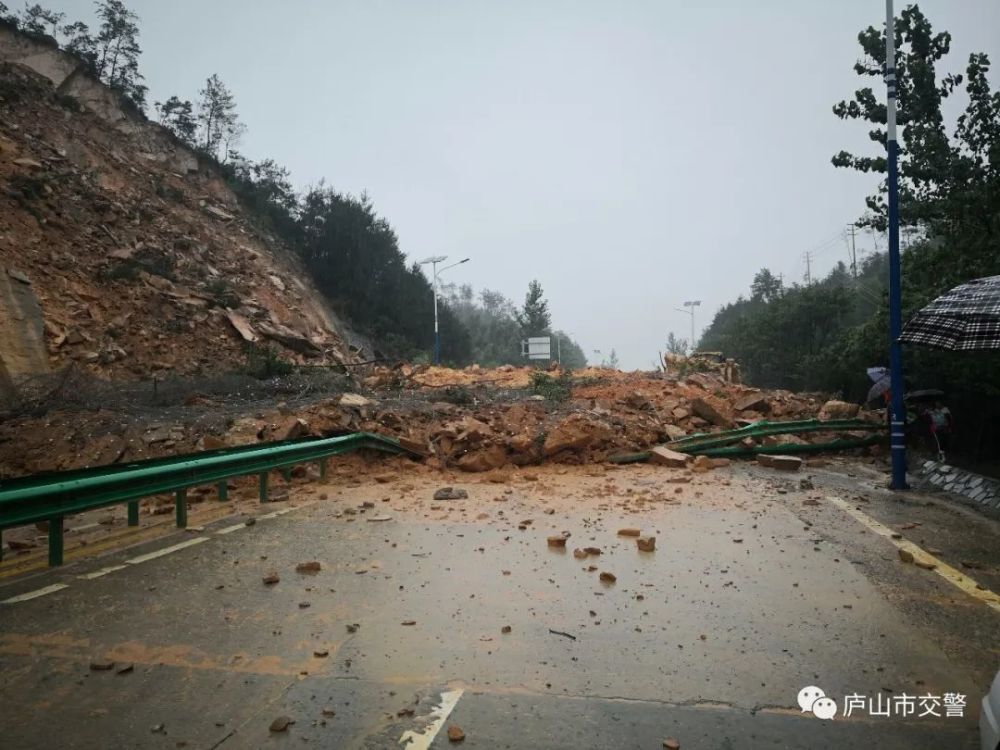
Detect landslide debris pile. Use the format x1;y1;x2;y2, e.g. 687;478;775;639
0;60;358;381
0;365;880;477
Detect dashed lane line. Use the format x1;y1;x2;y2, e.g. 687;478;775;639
825;495;1000;613
77;565;128;580
123;537;208;565
398;688;465;749
2;501;313;605
1;583;69;604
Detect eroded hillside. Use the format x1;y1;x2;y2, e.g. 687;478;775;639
0;31;362;385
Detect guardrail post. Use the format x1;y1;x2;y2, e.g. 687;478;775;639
259;472;269;503
319;459;328;480
175;489;187;528
48;516;64;567
127;501;139;526
217;481;228;502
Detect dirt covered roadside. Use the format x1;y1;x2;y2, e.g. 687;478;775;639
0;364;881;479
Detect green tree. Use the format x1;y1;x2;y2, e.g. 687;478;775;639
19;3;63;36
62;20;98;68
750;268;783;302
553;330;587;368
94;0;146;109
665;332;688;355
155;95;197;144
518;279;551;337
297;187;471;363
197;74;240;159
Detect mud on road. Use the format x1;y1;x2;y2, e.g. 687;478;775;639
1;457;997;748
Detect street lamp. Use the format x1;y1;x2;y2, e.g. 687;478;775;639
418;255;470;365
674;300;701;354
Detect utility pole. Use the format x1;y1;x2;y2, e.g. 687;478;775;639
802;252;812;285
418;255;470;365
885;0;907;489
847;223;858;280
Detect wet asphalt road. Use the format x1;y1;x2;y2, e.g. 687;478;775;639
0;460;997;749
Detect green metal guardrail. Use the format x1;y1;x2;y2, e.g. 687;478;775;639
609;418;886;464
0;432;423;568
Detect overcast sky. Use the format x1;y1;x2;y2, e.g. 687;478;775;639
54;0;1000;368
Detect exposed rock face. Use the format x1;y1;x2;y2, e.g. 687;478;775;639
0;267;48;397
0;29;362;382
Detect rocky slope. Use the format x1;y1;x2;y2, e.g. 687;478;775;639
0;27;362;387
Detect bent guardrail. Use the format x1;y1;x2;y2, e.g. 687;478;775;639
609;418;887;463
0;432;424;567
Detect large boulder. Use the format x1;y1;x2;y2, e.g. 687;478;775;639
734;393;770;413
456;444;507;472
690;397;733;428
649;446;690;467
542;414;611;457
818;400;860;420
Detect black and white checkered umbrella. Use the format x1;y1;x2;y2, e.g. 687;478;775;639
900;275;1000;350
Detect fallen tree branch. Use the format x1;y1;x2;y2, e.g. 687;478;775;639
548;628;577;640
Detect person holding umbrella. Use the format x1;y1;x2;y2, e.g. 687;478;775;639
926;400;954;460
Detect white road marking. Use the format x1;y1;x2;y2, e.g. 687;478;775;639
215;523;247;535
1;583;69;604
399;688;464;749
826;495;1000;613
78;565;128;580
124;537;207;565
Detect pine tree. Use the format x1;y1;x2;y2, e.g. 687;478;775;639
94;0;146;109
518;279;551;337
155;96;197;145
62;20;98;69
19;4;63;36
197;74;240;160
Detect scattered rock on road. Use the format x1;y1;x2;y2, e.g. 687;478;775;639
649;446;690;468
433;487;468;501
269;716;294;733
757;454;803;471
447;725;465;742
637;536;656;552
262;572;280;585
89;659;114;671
617;528;641;537
295;561;321;573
